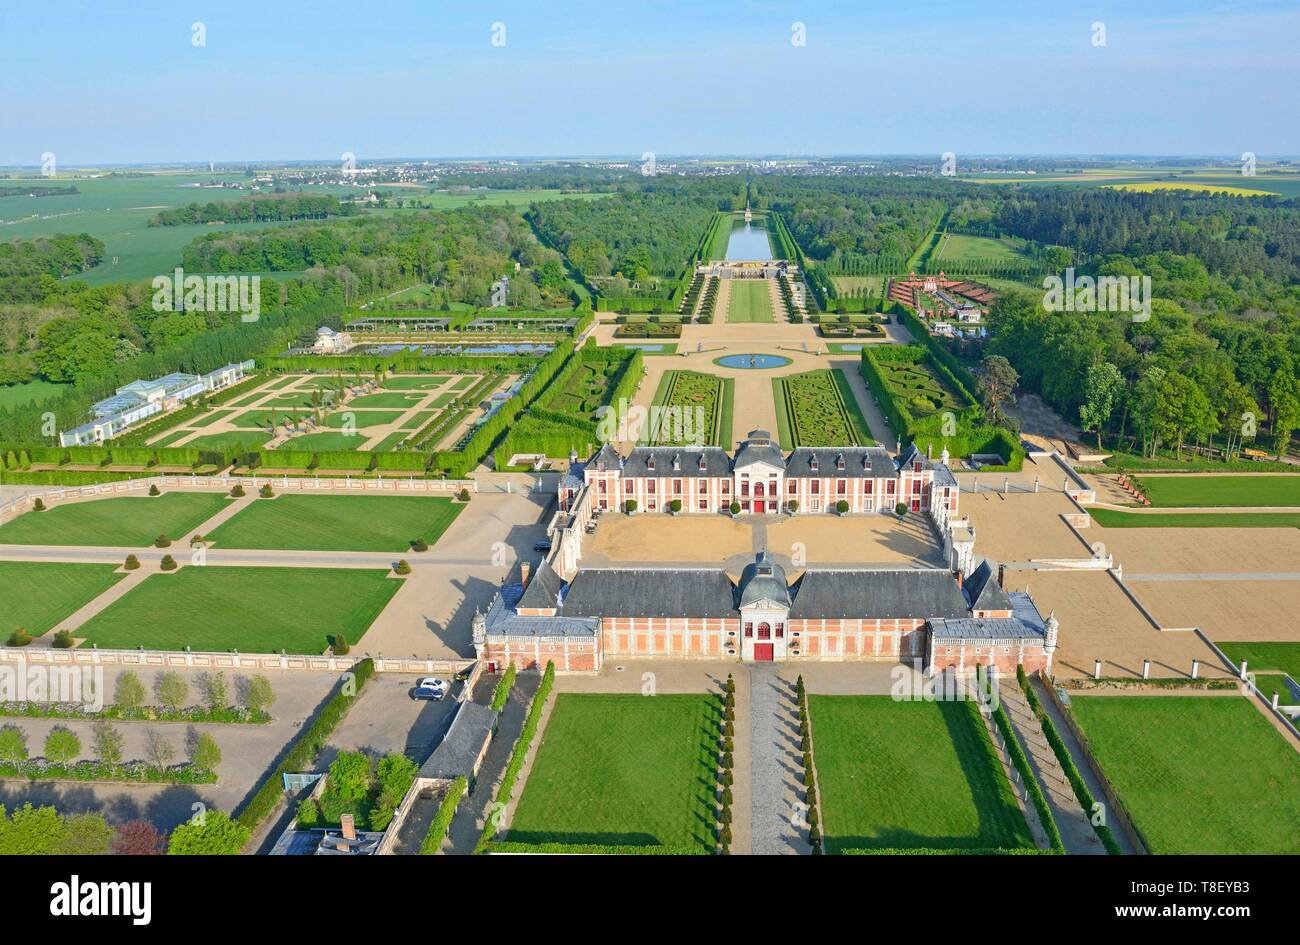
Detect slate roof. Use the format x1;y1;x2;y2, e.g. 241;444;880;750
560;568;738;619
419;701;498;780
484;583;598;638
787;568;969;620
785;446;896;479
621;446;731;478
589;443;622;472
927;617;1043;641
964;560;1013;613
737;553;791;608
517;561;565;611
733;430;785;471
933;462;958;488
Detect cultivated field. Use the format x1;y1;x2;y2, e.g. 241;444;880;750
0;492;231;546
507;693;718;853
1070;695;1300;854
74;565;401;653
809;695;1032;853
0;561;126;635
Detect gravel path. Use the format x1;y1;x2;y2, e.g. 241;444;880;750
747;665;809;855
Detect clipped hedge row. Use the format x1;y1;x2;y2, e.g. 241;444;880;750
897;305;981;396
473;660;555;854
0;759;215;784
1015;667;1123;855
490;664;517;712
4;442;221;470
842;846;1055;855
234;658;374;831
991;695;1063;854
481;841;704;855
419;776;468;855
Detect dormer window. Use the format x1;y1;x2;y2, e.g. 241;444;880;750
835;453;845;471
913;460;922;472
698;455;707;472
862;455;871;470
809;455;819;472
672;453;681;472
646;455;655;471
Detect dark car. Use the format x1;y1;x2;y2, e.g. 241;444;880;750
532;539;552;552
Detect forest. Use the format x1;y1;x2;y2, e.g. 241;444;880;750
150;193;356;226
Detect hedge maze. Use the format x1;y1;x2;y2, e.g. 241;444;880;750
773;369;873;448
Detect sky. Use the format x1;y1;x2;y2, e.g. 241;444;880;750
2;0;1298;165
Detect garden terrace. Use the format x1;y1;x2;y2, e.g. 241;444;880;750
772;369;874;448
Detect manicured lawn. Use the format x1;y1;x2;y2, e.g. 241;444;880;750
188;409;236;428
346;392;425;409
1136;475;1300;508
382;375;449;390
369;432;413;451
1091;509;1300;529
399;410;437;430
1070;695;1300;854
809;695;1032;853
726;279;774;323
1218;642;1300;681
0;562;126;635
205;495;463;552
0;492;231;547
75;565;401;653
274;432;364;451
323;410;405;429
430;392;458;408
507;693;718;852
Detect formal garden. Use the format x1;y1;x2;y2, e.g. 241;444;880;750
808;695;1035;854
772;369;873;448
0;492;231;547
645;370;733;447
202;494;464;553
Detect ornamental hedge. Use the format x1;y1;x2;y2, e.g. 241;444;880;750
419;776;468;855
990;687;1063;854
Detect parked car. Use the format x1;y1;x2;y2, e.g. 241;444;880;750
411;677;448;701
532;540;552;552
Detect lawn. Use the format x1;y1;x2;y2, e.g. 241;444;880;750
1070;696;1300;854
1135;475;1300;508
188;409;237;428
1218;642;1300;682
809;695;1033;853
345;392;426;409
382;376;450;390
204;495;463;552
0;562;126;635
74;565;401;653
185;431;271;452
0;379;71;409
507;693;718;852
935;232;1030;264
0;492;231;547
773;369;873;448
726;279;774;323
273;432;365;451
323;410;405;429
1091;509;1300;529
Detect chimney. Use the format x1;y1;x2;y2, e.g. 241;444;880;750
340;813;356;841
521;561;532;588
997;564;1005;589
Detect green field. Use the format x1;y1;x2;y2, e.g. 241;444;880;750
1091;509;1300;529
74;565;400;653
772;369;874;448
273;432;364;451
0;492;231;546
345;392;426;409
184;431;270;452
381;376;451;390
507;693;718;853
644;370;732;447
0;561;126;636
205;495;462;552
0;379;70;410
1070;696;1300;854
726;280;774;323
809;696;1033;853
323;410;405;429
934;232;1031;264
1218;643;1300;682
1134;475;1300;508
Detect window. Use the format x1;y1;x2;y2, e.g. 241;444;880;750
625;479;633;493
698;498;707;510
673;480;682;495
775;623;784;639
811;481;820;495
741;480;749;497
788;480;797;494
744;623;753;638
722;481;730;495
864;480;873;494
648;480;656;494
648;500;657;510
837;480;846;495
698;478;707;491
598;480;607;493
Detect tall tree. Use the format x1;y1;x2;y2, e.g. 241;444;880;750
1078;362;1124;450
977;355;1019;428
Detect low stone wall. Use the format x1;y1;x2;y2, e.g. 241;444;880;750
0;647;473;676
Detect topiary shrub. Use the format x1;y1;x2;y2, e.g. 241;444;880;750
123;554;140;570
259;484;274;498
410;538;429;552
154;535;171;548
148;485;160;496
836;499;849;515
230;484;245;497
332;634;350;656
51;630;74;649
729;500;741;516
669;498;682;514
895;502;908;516
6;629;33;647
458;488;471;502
33;498;45;512
394;560;411;575
159;555;177;571
786;499;798;514
625;499;637;514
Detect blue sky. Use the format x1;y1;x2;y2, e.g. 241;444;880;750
2;0;1297;165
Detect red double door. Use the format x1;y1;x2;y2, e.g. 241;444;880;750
753;643;774;661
